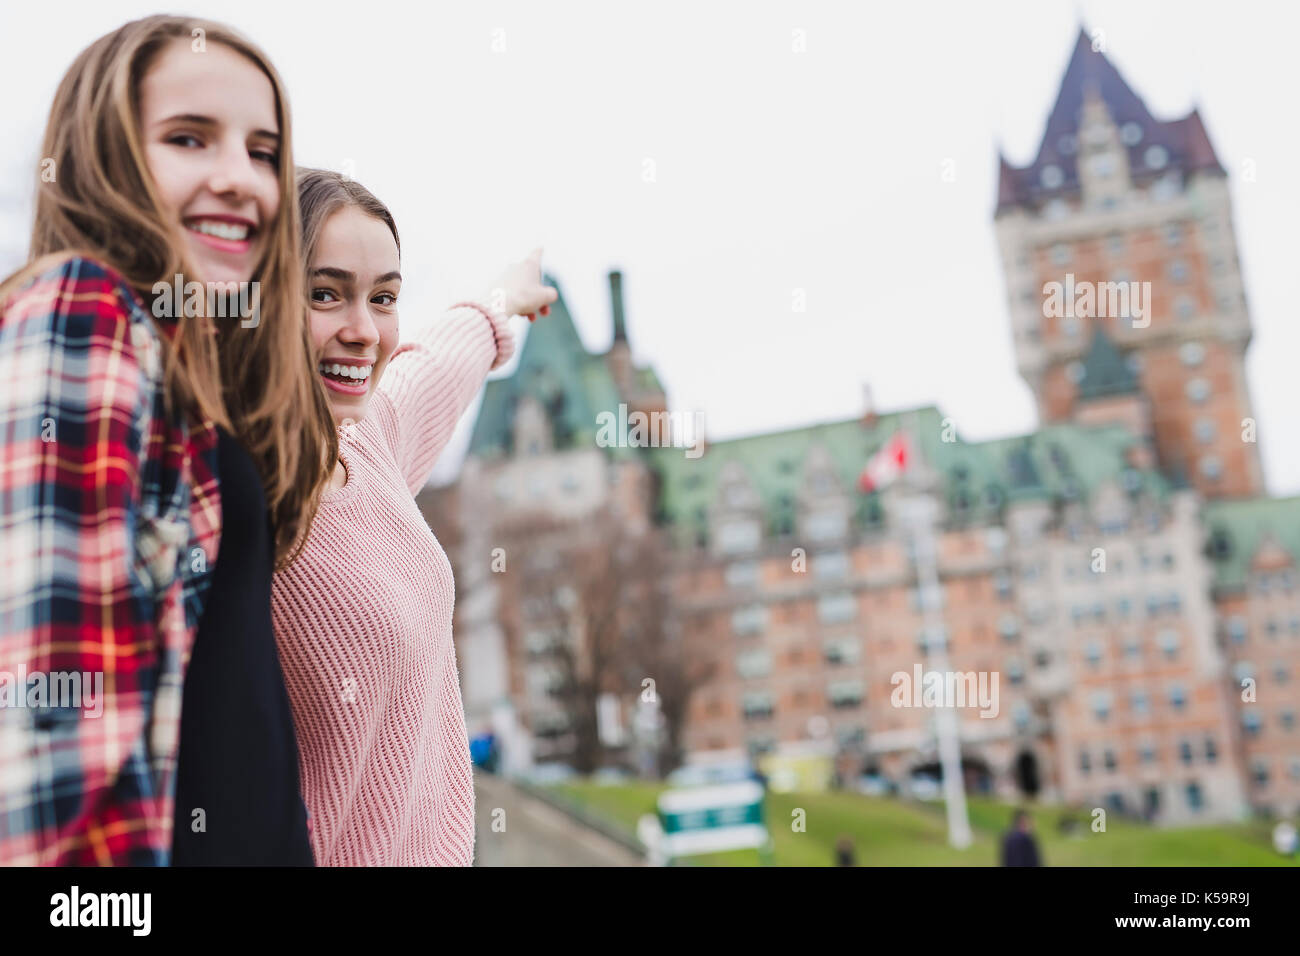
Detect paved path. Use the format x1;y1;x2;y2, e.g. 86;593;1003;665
473;771;645;867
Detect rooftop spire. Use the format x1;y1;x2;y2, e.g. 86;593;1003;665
609;269;627;343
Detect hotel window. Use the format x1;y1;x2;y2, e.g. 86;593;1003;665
999;615;1021;641
1233;660;1255;683
1123;635;1141;658
731;604;768;636
1091;690;1112;722
1116;596;1131;618
1013;702;1030;731
742;691;775;721
814;550;850;581
1041;165;1065;190
718;519;760;554
1179;341;1206;366
1164;222;1184;246
1200;457;1223;481
1050;242;1071;265
1157;629;1179;659
994;570;1013;600
1088;154;1116;178
1275;664;1289;684
1085;641;1103;667
806;510;848;542
736;649;772;680
1175;295;1195;320
1242;710;1262;737
1079;750;1091;775
1252;761;1270;788
1282;711;1296;732
818;592;857;625
1168;684;1187;711
1204;736;1218;763
1184;782;1203;812
1194;419;1216;444
1130;690;1149;717
1140;743;1156;764
725;560;760;589
823;637;860;667
1103;749;1117;772
1179;740;1194;765
1145;145;1169;169
1186;378;1211;404
917;625;948;655
1106;233;1126;257
827;680;865;709
1008;658;1024;685
1152;172;1181;201
1227;616;1248;644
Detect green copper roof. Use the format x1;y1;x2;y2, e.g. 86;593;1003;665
467;272;665;462
1202;496;1300;592
647;407;1170;548
1077;324;1140;401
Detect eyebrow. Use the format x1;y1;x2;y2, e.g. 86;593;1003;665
312;267;402;285
153;113;280;141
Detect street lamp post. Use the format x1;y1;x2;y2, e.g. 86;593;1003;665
897;483;973;850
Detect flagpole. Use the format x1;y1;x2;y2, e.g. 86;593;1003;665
895;423;972;851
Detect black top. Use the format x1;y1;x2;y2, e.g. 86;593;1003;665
171;427;314;866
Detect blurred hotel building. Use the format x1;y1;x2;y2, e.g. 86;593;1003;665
423;30;1300;824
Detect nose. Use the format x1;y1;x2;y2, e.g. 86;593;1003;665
206;136;262;203
337;299;380;350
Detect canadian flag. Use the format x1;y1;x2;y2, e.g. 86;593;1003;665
857;431;911;493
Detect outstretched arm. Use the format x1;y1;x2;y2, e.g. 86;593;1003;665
372;248;557;495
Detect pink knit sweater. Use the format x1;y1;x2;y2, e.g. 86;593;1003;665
271;303;515;866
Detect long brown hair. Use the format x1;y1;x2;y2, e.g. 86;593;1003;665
0;15;335;566
297;167;401;272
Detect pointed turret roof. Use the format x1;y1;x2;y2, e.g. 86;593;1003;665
466;271;661;462
996;27;1226;212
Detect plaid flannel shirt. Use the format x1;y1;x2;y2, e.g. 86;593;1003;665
0;256;220;865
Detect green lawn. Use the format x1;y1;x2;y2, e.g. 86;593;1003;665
548;780;1297;866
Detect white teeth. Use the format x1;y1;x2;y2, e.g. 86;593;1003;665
188;219;250;241
318;362;372;382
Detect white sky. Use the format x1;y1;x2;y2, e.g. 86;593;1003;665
2;0;1297;493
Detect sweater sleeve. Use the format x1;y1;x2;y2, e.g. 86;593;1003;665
373;303;515;495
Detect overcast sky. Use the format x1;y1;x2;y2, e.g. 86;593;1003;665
2;0;1297;492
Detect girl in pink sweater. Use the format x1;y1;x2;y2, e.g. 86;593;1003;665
270;168;555;865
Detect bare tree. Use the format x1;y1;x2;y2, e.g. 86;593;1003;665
490;502;713;776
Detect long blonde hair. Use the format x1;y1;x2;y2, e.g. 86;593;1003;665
0;15;335;566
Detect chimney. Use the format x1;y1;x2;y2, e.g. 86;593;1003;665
609;270;627;343
861;383;878;428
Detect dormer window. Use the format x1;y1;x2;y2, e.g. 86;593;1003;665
1088;154;1116;178
1144;145;1169;169
1040;165;1064;189
1120;121;1143;146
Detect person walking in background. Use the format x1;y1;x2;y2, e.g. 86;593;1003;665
1000;809;1043;867
834;836;856;866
